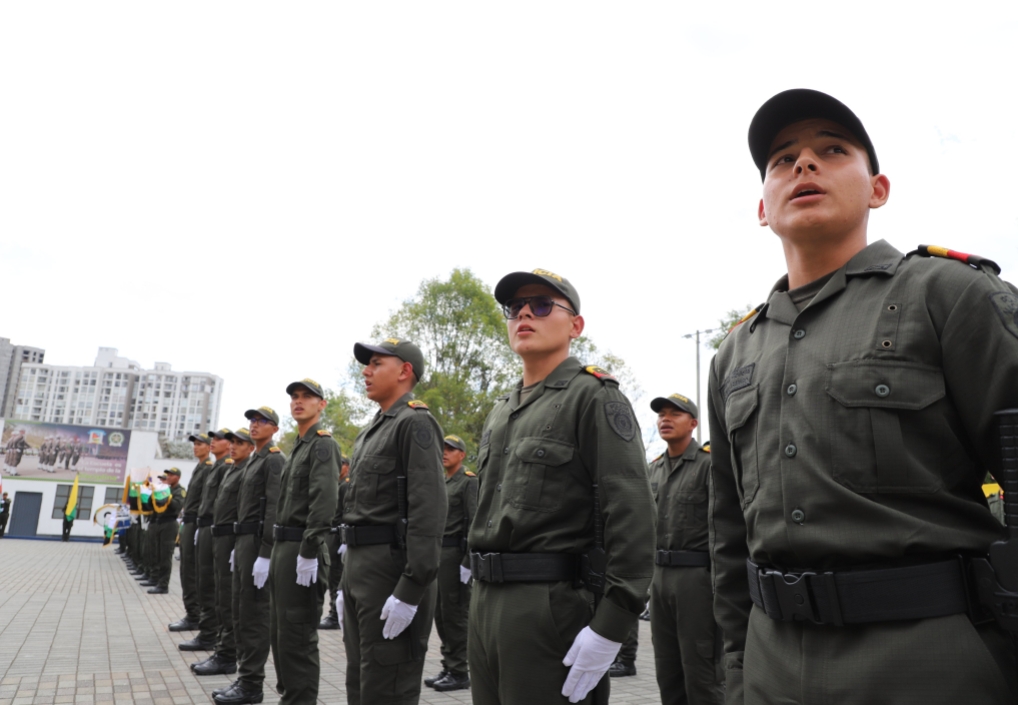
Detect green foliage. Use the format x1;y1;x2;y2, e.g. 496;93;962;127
277;388;362;457
708;305;756;350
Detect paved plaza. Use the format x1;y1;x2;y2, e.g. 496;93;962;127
0;539;662;704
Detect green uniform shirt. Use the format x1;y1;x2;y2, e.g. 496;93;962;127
163;484;186;519
214;457;247;527
469;356;656;643
238;444;286;559
650;440;711;553
198;456;230;521
443;467;478;538
708;240;1017;671
332;479;349;527
344;392;447;605
182;458;213;516
276;421;339;561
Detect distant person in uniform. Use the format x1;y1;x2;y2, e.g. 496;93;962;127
61;502;74;541
148;468;185;594
0;492;11;537
6;430;28;476
169;432;212;632
709;89;1018;704
319;455;350;631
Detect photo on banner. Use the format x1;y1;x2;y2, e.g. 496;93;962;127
1;419;132;485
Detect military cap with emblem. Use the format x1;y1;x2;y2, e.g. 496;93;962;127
244;406;280;426
650;393;698;419
443;435;467;452
225;427;254;444
207;428;232;440
188;432;211;444
748;88;879;180
285;377;325;398
493;268;581;313
158;467;182;479
353;338;427;382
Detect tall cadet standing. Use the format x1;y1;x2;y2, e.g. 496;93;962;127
170;433;212;632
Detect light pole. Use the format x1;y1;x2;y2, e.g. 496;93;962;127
682;328;715;443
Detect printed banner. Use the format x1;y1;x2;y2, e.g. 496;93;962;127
1;419;132;485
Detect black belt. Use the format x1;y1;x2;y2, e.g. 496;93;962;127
442;535;465;548
180;514;198;525
211;524;236;537
747;558;970;626
340;524;397;547
234;522;260;535
153;514;180;525
469;552;580;583
273;525;306;542
656;550;710;567
197;517;214;528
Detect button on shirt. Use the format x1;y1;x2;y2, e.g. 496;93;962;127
276;422;339;560
649;440;710;553
237;445;286;559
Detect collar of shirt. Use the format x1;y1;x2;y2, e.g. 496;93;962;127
667;438;701;478
295;422;322;446
509;356;583;410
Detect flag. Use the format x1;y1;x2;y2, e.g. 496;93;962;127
152;481;171;514
65;474;80;522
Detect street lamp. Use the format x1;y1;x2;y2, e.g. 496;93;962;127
681;328;715;443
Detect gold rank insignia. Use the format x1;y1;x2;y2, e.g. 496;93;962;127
465;471;476;477
316;429;332;436
269;446;281;453
181;489;187;498
584;365;616;382
408;400;429;409
729;307;761;333
225;458;234;464
533;268;563;282
653;454;663;463
205;459;213;465
702;443;711;453
917;244;1000;274
385;337;402;345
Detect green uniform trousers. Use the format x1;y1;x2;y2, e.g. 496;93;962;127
178;522;199;621
232;533;270;691
143;524;156;577
434;545;470;677
469;580;602;705
196;526;220;643
742;607;1016;704
326;533;344;621
341;544;436;705
650;566;723;705
152;520;179;590
618;622;638;666
269;540;328;705
213;533;237;662
127;522;140;563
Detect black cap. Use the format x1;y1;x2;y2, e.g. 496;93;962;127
341;455;350;466
286;378;325;399
494;269;580;314
208;428;232;440
225;428;253;444
650;393;698;419
244;406;280;426
749;89;879;180
188;432;211;444
354;339;426;383
443;435;467;452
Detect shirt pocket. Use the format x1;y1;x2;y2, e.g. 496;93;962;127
360;453;397;505
825;360;947;493
725;386;761;507
509;437;575;513
673;489;708;529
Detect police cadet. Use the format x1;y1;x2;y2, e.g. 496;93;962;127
136;480;156;585
469;270;655;705
194;428;253;677
147;467;186;595
339;339;446;705
319;455;350;630
181;429;232;653
170;432;212;632
270;379;338;705
645;393;722;704
424;434;477;693
211;407;285;705
708;89;1018;704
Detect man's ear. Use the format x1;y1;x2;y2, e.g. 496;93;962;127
570;314;585;340
870;174;890;209
758;199;768;227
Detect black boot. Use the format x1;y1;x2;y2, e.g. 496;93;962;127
608;660;637;677
213;683;264;704
168;617;198;632
433;672;471;692
192;654;237;676
425;669;450;688
178;637;216;652
318;615;339;630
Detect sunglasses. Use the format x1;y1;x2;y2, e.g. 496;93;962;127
248;417;275;426
501;296;577;320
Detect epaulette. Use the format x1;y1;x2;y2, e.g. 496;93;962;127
225;458;234;464
583;365;617;383
205;459;213;465
407;400;429;410
465;471;476;477
316;429;332;436
914;245;1001;274
729;305;764;333
652;454;663;463
343;476;351;483
701;443;711;454
181;489;188;498
269;446;281;453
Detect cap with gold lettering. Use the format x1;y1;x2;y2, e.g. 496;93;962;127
443;435;467;453
225;428;253;444
650;393;698;419
494;269;580;314
188;432;211;444
353;339;426;383
286;378;325;399
244;406;280;426
208;428;233;440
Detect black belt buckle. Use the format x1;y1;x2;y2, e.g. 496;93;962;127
340;524;355;547
759;568;843;626
471;553;504;583
656;549;671;567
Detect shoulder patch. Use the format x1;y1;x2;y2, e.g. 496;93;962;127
604;401;636;441
584;365;617;383
989;291;1018;340
412;418;435;449
316;429;332;436
269;446;281;453
916;244;1001;274
465;471;476;477
181;489;187;498
407;400;429;410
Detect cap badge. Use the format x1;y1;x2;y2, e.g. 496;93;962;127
532;268;563;282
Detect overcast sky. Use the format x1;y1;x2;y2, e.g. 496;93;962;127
2;3;1016;456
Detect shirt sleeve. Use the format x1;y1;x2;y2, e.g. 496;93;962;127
461;475;479;569
260;453;286;559
300;438;340;560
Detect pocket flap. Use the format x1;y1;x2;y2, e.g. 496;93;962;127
361;453;397;475
676;490;708;504
513;438;574;466
372;638;412;665
826;361;945;410
725;386;758;433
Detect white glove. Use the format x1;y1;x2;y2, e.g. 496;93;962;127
338;543;347;556
561;626;622;703
295;555;318;587
252;557;270;589
229;549;235;573
379;595;417;639
335;590;344;630
459;566;472;584
194;530;198;546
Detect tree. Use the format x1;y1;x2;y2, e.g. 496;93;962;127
708;305;757;350
277;388;362;457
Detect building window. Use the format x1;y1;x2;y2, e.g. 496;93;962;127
104;487;123;504
52;484;95;520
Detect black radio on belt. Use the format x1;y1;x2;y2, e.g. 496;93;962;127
971;409;1018;634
